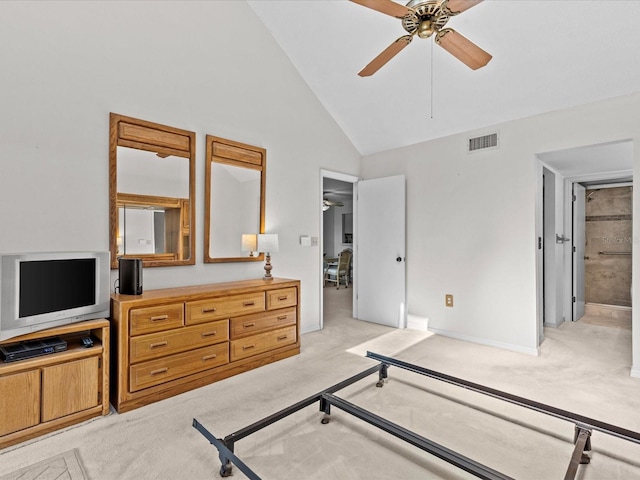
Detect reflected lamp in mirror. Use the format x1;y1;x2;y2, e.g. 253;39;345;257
257;234;279;280
241;234;258;257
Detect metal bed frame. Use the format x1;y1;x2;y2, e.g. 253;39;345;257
193;351;640;479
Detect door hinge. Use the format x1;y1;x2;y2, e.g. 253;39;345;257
572;194;577;202
573;246;576;253
538;237;542;250
572;296;576;303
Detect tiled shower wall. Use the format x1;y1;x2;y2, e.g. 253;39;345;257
585;186;632;307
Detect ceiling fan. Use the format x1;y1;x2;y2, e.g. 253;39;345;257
323;199;344;211
351;0;492;76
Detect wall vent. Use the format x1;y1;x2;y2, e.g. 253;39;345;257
468;132;499;152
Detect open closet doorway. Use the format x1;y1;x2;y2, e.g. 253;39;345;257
577;181;633;328
320;171;357;329
536;139;634;341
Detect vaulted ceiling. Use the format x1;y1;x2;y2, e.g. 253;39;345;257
248;1;640;156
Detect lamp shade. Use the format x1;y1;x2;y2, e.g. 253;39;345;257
241;234;257;252
257;234;278;253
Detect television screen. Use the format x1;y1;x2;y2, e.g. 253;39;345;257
19;259;96;318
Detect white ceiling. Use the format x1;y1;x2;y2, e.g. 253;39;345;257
538;140;633;179
248;0;640;156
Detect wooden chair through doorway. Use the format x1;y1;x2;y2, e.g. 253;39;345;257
324;249;352;289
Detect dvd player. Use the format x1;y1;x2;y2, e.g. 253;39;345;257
0;337;68;363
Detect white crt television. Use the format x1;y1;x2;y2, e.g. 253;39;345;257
0;251;110;341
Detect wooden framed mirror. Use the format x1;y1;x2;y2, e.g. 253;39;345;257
204;135;266;263
109;113;196;269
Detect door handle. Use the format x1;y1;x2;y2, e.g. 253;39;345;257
396;256;403;262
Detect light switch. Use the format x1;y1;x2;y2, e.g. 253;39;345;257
300;236;311;246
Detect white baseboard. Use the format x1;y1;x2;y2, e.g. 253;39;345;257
301;324;321;335
407;314;429;331
631;366;640;379
428;327;540;357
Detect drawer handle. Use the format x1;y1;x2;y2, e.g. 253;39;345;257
243;301;255;307
201;331;217;338
243;322;256;328
277;315;288;321
201;307;217;314
150;315;169;322
277;335;288;341
277;296;288;301
202;354;217;361
242;344;256;351
150;367;168;376
150;341;168;349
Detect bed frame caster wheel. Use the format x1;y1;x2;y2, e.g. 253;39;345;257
321;415;331;424
220;464;233;477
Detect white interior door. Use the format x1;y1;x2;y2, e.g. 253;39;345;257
356;175;406;328
573;183;586;321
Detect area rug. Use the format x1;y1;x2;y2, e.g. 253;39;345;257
0;449;86;480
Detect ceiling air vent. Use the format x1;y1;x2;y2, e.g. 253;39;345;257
468;132;498;153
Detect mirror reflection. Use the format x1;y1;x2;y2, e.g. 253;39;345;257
204;135;265;263
209;163;261;258
117;147;189;198
109;113;195;268
116;148;190;259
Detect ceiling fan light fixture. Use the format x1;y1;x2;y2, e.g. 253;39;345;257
351;0;490;75
417;19;434;38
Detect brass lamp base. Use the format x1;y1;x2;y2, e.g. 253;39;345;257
263;253;273;280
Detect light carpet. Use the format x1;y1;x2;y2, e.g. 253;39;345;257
0;287;638;479
0;449;85;480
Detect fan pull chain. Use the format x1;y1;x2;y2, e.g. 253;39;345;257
430;39;434;119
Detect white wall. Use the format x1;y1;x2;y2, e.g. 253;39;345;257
322;208;335;258
362;93;640;369
0;1;361;334
330;200;353;256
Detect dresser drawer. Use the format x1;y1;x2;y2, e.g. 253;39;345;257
129;320;229;364
186;293;265;325
130;303;184;336
266;287;297;310
230;307;297;339
130;343;229;392
230;325;296;362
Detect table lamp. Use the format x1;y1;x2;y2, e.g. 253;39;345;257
241;234;257;257
257;234;279;280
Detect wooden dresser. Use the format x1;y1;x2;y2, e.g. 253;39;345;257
110;278;300;412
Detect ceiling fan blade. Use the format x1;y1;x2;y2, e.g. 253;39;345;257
445;0;483;15
435;28;491;70
350;0;412;18
358;35;413;77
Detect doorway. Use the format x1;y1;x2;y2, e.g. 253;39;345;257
536;140;634;342
580;183;633;328
320;171;357;329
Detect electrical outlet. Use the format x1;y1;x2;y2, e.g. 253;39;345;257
445;294;454;307
310;237;319;246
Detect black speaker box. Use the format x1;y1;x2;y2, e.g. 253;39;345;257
119;258;143;295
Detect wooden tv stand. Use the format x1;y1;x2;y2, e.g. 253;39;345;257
110;278;300;413
0;319;110;449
